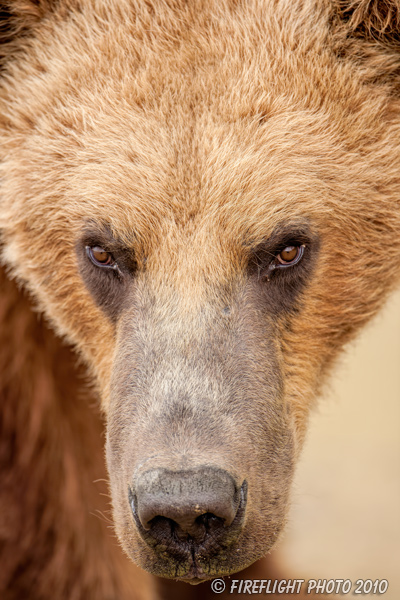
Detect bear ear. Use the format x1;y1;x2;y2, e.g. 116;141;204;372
332;0;400;48
0;0;57;69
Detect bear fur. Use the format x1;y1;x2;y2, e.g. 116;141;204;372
0;0;399;598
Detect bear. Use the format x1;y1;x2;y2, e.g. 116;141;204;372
0;0;399;598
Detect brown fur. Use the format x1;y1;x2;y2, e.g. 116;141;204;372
0;265;155;599
0;0;399;598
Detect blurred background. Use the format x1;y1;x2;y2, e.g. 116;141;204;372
277;288;400;599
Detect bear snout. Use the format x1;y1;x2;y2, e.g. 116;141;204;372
128;467;247;575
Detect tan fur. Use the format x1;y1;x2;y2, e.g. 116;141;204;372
0;0;399;597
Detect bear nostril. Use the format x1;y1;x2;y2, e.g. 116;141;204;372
148;512;225;544
130;467;244;548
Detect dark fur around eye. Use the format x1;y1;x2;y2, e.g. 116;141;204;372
247;224;319;316
76;224;137;322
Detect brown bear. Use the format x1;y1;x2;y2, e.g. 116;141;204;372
0;0;399;598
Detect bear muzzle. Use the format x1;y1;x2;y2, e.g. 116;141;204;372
128;466;247;580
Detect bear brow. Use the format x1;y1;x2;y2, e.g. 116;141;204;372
249;222;314;261
80;221;133;253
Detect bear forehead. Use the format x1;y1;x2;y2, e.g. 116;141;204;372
0;0;383;131
0;0;398;249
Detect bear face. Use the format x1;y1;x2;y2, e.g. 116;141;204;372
1;0;399;583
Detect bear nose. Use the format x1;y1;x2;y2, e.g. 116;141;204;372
130;467;242;544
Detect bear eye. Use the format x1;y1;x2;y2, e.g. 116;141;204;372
86;245;116;268
275;244;305;267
